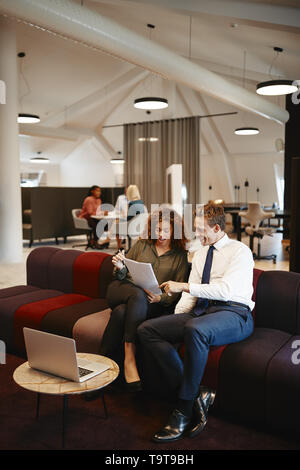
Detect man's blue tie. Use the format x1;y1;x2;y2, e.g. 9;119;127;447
193;245;215;316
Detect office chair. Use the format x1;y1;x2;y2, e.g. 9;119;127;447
71;209;94;250
239;202;277;264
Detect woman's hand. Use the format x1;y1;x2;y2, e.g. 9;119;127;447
144;289;161;304
160;281;189;295
112;250;125;270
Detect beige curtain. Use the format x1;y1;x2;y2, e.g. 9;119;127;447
124;117;200;209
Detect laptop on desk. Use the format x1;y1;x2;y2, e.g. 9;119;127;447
23;327;110;383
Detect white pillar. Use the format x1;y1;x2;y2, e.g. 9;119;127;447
0;17;23;262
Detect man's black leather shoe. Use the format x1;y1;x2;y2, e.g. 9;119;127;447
152;409;191;443
187;388;216;437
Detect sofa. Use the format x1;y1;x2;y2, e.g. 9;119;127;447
0;246;299;436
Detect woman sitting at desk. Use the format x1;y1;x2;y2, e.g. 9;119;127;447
79;185;102;248
99;208;189;391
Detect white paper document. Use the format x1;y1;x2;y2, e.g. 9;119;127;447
124;258;162;295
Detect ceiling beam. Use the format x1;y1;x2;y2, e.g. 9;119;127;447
0;0;288;124
95;72;150;133
119;0;300;32
42;66;148;128
19;124;80;141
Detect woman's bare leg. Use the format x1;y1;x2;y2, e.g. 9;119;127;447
124;342;140;383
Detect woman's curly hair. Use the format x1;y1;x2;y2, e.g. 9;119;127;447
142;207;188;251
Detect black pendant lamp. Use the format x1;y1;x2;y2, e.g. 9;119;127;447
17;52;40;124
256;47;298;96
133;24;168;111
18;113;40;124
234;51;259;136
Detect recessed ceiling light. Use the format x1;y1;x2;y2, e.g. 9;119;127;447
138;137;159;142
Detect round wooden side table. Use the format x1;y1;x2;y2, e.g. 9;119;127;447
13;353;119;448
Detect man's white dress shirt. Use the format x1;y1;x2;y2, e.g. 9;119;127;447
175;234;255;314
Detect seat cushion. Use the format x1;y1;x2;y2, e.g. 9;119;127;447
0;289;64;353
0;285;40;300
26;247;114;298
255;270;300;334
41;299;109;340
13;293;92;356
266;335;300;433
197;268;264;391
217;327;292;424
26;247;61;289
72;308;112;354
73;252;113;298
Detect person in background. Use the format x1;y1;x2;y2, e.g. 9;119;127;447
126;184;145;249
126;184;144;220
99;208;189;392
115;188;128;219
96;187;129;250
114;188;128;251
79;185;102;248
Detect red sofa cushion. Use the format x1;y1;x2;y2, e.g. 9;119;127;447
13;293;90;355
73;252;113;298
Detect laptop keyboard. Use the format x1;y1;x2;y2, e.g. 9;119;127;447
78;367;94;378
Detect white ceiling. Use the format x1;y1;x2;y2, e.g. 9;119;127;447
9;0;300;163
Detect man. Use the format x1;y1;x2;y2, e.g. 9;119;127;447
137;203;254;442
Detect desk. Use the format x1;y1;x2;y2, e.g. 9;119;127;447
231;209;290;241
223;205;247;241
13;353;119;448
264;209;290;232
91;212;127;238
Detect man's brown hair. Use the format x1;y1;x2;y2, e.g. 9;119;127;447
195;203;226;231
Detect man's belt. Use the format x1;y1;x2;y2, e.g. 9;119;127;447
208;300;250;311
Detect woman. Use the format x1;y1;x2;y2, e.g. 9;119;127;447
79;185;102;248
99;208;189;391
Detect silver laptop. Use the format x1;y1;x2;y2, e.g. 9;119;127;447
23;327;110;383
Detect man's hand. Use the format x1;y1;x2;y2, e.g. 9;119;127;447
144;289;161;304
160;281;190;295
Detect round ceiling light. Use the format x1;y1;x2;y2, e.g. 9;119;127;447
256;80;298;96
134;97;168;110
110;158;125;164
18;113;40;124
234;127;260;136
